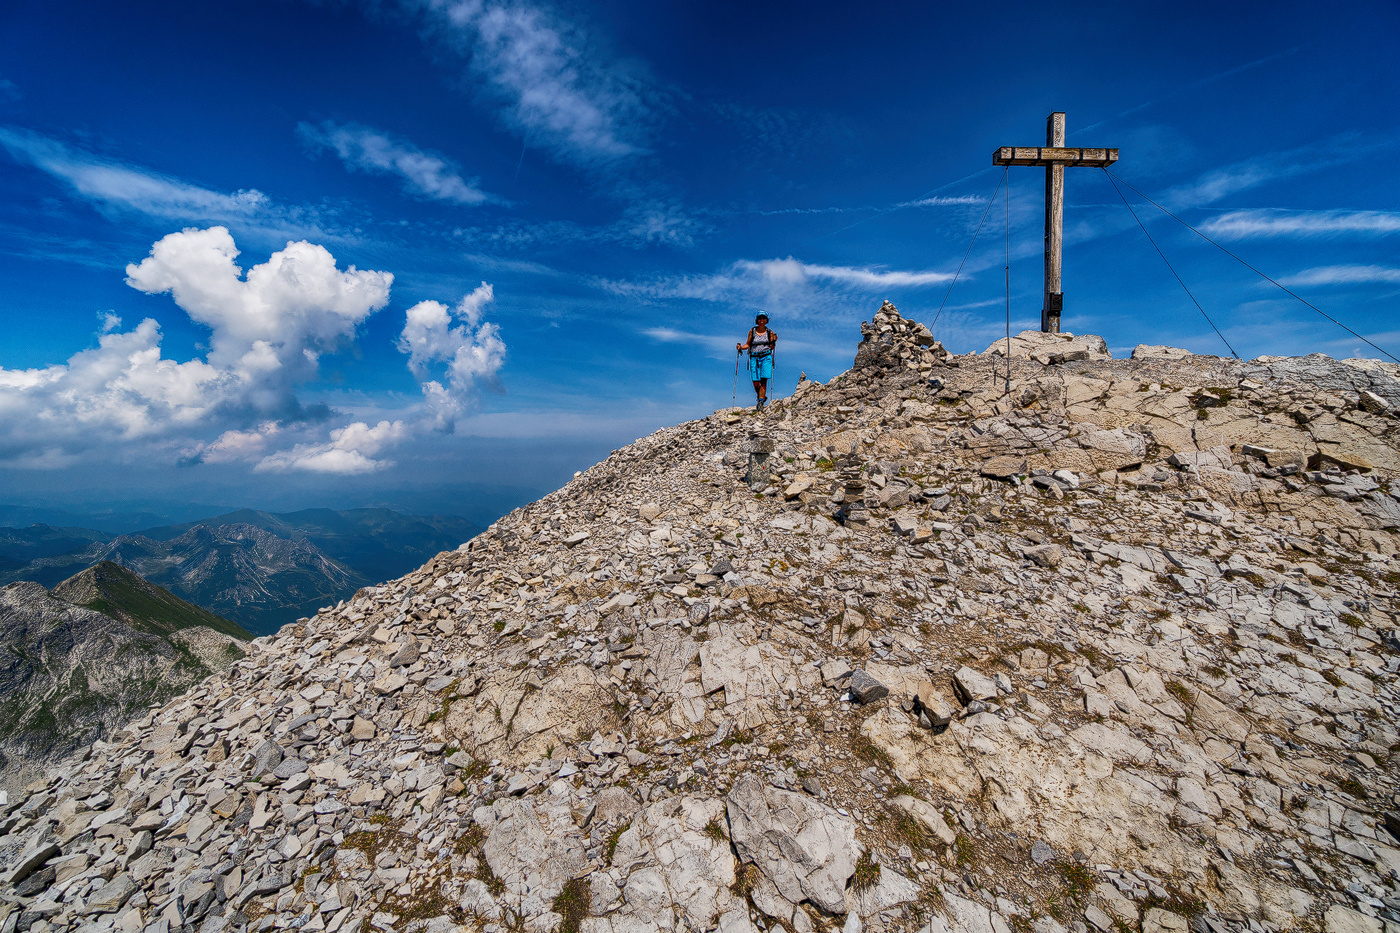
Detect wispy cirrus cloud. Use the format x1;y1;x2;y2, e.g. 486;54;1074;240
1200;209;1400;239
451;198;707;249
739;206;871;216
1160;135;1395;211
712;192;985;219
1076;47;1300;135
1276;265;1400;287
299;120;496;206
369;1;706;249
0;126;273;222
601;258;956;343
397;0;652;168
896;195;984;209
642;325;831;360
641;326;735;356
604;257;955;306
0;126;338;244
797;261;954;288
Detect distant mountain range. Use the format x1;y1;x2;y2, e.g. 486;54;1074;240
0;561;252;796
0;508;478;634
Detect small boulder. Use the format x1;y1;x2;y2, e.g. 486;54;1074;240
821;659;853;687
389;637;421;667
1024;544;1063;568
726;773;859;915
980;456;1027;479
84;874;137;914
272;757;307;780
1142;908;1190;933
1360;390;1391;415
952;666;999;704
1326;906;1383;933
847;670;889;704
913;685;954;728
1131;345;1192;361
250;740;283;778
350;716;376;741
889;795;956;845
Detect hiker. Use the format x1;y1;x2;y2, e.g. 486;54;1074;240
737;313;777;409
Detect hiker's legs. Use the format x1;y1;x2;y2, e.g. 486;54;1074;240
748;355;772;407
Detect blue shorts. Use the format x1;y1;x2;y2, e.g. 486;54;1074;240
748;353;773;380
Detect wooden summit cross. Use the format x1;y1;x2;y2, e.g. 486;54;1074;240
994;112;1118;333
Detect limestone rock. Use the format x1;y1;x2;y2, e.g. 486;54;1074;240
481;794;587;901
83;874;137;914
983;330;1111;363
889;795;956;844
725;773;859;914
952;666;998;703
1132;345;1193;361
846;670;889;704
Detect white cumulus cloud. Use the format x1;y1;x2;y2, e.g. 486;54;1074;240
299;120;494;205
256;419;408;475
126;226;392;404
0;227;401;470
399;282;506;431
0;318;228;455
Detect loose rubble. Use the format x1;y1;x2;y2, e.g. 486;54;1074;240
3;300;1400;933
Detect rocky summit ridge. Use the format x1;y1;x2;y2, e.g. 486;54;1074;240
3;301;1400;933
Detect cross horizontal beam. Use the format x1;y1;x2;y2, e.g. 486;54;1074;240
992;146;1118;167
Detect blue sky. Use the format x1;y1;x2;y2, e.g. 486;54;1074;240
1;0;1397;524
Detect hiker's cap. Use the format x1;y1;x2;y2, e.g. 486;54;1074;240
755;312;769;322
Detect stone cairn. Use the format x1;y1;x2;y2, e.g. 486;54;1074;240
852;301;948;375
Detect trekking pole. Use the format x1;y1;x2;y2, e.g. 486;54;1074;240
732;349;740;406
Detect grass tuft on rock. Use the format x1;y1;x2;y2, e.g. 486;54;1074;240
1333;773;1368;799
1057;860;1094;905
553;877;590;933
851;850;882;893
454;824;486;855
477;858;506;897
606;822;630;864
879;807;929;851
732;862;760;898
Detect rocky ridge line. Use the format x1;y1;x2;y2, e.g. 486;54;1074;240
2;301;1400;933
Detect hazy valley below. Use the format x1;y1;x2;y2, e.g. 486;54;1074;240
0;508;478;636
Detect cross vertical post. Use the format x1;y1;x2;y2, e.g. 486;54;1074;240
994;114;1118;333
1043;112;1065;333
